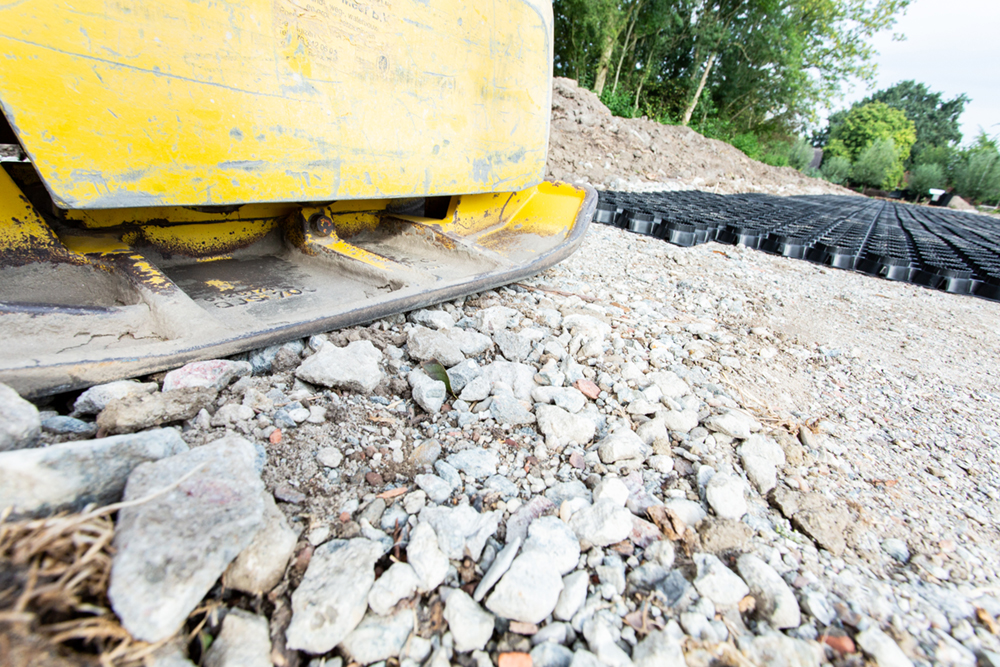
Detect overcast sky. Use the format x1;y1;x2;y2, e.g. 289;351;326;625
837;0;1000;146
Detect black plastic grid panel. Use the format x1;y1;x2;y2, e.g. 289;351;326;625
594;191;1000;302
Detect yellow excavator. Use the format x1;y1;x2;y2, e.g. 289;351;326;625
0;0;595;398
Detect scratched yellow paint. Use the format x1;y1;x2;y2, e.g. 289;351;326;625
427;183;582;242
65;203;297;229
0;0;553;210
121;219;278;257
0;169;84;265
206;280;236;291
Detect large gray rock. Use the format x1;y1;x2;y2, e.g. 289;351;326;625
224;492;298;595
97;388;217;434
532;386;587;413
407;326;492;367
645;371;690;399
495;329;535;362
444;588;495;652
568;500;634;548
742;632;823;667
478;360;536;400
409;308;455;330
693;553;749;607
583;615;633;667
856;627;914;667
339;608;415;664
486;550;564;623
0;428;188;519
408;369;447;414
704;409;758;439
407;522;449;592
296;340;384;393
446;359;481;393
536;405;595;450
286;538;386;653
553;570;589;621
109;436;264;642
73;380;158;415
705;473;747;520
739;435;786;494
522;516;580;576
736;554;800;629
368;562;420;615
473;305;519;333
661;409;699;434
531;642;574;667
415;473;454;503
632;629;687;667
473;537;521;601
597;429;647;464
203;609;272;667
419;504;500;560
162;360;251;393
489;392;535;426
447;448;498;480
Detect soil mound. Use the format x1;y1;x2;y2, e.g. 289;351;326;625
546;77;855;197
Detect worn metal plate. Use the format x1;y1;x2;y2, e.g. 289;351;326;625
0;181;596;397
0;0;552;209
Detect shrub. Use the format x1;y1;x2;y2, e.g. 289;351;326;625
760;149;790;167
906;163;946;199
788;138;815;172
831;102;917;161
955;150;1000;205
820;155;851;184
730;133;762;160
829;102;915;188
850;138;898;189
600;87;639;119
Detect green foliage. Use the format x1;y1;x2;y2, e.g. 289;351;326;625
788;139;815;172
917;144;955;168
761;150;790;168
729;133;762;160
954;133;1000;205
906;163;945;199
816;81;968;169
552;0;912;136
830;102;915;188
850;138;899;189
600;87;640;119
865;81;967;164
820;155;852;184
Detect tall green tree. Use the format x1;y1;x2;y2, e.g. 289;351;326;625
552;0;912;136
825;101;916;188
818;81;968;164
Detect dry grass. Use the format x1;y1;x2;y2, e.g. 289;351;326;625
0;506;166;666
0;466;207;666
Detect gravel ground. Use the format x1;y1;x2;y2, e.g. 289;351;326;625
5;218;1000;667
3;82;1000;667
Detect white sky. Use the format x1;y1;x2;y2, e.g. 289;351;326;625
837;0;1000;146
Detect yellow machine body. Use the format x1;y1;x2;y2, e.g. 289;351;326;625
0;0;552;208
0;1;595;397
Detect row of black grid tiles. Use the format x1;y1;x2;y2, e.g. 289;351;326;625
594;191;1000;302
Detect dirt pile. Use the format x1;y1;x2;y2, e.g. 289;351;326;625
546;77;854;197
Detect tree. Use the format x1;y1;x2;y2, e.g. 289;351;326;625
850;138;898;189
906;163;945;200
954;132;1000;205
819;81;968;164
552;0;912;135
826;102;916;188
